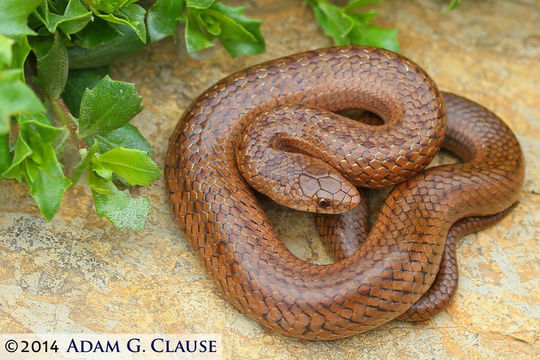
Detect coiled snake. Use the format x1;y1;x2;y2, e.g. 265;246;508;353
165;47;524;340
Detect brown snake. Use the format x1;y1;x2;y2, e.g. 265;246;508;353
165;46;524;339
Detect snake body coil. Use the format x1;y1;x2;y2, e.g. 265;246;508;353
165;47;524;340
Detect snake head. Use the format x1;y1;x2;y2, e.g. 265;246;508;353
292;165;361;214
237;127;361;214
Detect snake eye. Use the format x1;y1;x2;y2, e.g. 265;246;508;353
319;199;330;208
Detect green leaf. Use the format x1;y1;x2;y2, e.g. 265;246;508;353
47;0;94;36
86;125;156;187
187;0;216;10
350;23;399;53
23;157;39;183
0;80;45;134
62;68;107;117
78;75;143;138
0;0;42;36
199;13;220;36
86;123;153;156
92;160;113;179
114;3;147;43
308;0;353;45
11;35;31;78
212;1;266;57
28;163;72;220
92;186;152;231
0;69;22;82
308;0;399;52
203;9;257;44
185;2;265;57
32;1;50;28
344;0;380;12
25;132;72;220
206;2;265;57
147;0;185;42
349;11;379;24
33;33;69;99
447;0;464;11
185;11;214;52
69;24;145;68
27;166;64;219
3;119;71;219
88;165;153;231
18;113;66;143
73;17;123;49
83;0;134;13
1;132;32;180
96;4;147;43
94;146;161;186
87;168;115;194
0;35;14;67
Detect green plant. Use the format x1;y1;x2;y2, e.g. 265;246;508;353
306;0;400;53
306;0;464;51
0;0;266;231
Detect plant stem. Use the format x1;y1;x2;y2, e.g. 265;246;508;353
25;55;87;151
0;134;9;174
48;96;88;150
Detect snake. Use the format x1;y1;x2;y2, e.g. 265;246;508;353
165;46;524;340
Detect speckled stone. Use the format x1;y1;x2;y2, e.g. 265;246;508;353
1;0;539;358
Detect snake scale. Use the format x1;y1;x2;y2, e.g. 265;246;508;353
165;46;524;340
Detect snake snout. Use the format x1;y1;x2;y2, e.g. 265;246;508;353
314;186;361;214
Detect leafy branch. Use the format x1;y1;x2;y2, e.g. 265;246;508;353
305;0;464;52
149;0;265;56
0;0;266;231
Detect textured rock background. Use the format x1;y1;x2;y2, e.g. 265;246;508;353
1;0;539;358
